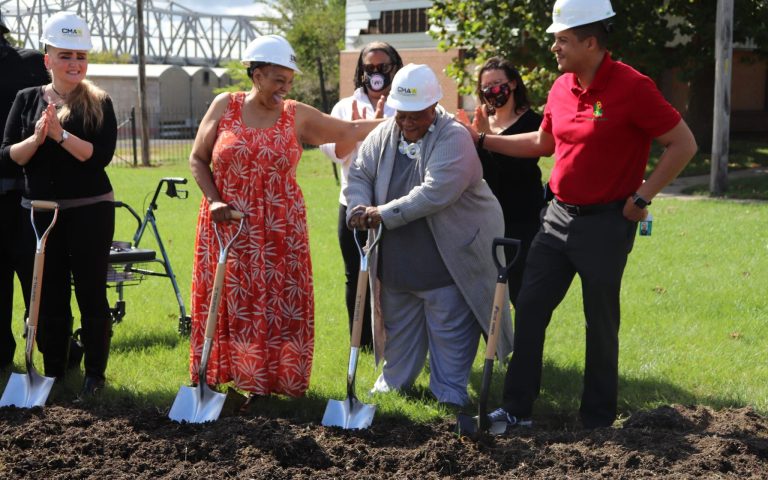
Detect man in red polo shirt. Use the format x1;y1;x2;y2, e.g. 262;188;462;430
478;0;697;430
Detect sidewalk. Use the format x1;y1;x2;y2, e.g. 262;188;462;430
658;167;768;197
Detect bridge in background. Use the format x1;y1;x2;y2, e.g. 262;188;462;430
0;0;275;66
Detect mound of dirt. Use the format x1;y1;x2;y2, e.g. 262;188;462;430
0;403;766;478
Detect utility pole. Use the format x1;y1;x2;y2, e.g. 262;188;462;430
710;0;733;196
137;0;151;166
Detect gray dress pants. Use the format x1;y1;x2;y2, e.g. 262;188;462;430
375;283;481;406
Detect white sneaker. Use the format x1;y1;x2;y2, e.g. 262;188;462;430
369;374;392;395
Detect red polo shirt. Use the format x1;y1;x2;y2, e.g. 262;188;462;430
542;53;681;205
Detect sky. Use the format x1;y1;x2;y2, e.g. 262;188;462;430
161;0;272;17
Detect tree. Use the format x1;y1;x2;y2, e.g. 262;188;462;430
89;50;133;64
219;1;345;111
428;0;768;150
258;0;345;111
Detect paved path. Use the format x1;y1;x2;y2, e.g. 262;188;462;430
658;167;768;197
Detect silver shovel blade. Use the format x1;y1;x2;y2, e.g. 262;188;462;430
455;413;509;437
168;383;227;423
322;396;376;429
0;369;55;408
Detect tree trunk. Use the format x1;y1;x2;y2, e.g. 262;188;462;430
685;62;715;154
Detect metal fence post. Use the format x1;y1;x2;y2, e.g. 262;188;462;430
131;107;138;167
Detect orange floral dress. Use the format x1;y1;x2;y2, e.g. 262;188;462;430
189;93;314;396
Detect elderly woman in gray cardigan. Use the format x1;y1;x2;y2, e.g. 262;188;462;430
344;64;513;407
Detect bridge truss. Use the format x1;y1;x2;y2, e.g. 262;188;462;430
0;0;276;65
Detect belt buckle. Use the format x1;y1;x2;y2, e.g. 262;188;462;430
558;199;580;216
570;204;581;215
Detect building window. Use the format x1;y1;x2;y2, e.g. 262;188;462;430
203;71;210;86
363;8;428;35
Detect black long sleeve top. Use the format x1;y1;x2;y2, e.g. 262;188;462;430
478;108;544;225
0;44;48;179
0;86;117;199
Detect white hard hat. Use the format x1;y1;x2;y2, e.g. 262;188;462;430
386;64;443;112
39;11;93;50
241;35;301;73
546;0;616;33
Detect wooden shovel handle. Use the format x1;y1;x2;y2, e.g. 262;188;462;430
350;270;369;348
30;200;58;211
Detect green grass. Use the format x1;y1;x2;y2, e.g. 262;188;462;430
648;136;768;177
8;148;768;424
683;174;768;200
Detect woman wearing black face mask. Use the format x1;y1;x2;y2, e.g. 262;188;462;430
466;57;544;306
319;42;403;350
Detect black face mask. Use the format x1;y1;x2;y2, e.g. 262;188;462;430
482;83;512;109
364;72;392;92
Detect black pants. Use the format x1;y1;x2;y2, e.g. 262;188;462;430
338;203;372;349
18;201;115;379
504;219;541;306
0;190;26;366
502;200;636;427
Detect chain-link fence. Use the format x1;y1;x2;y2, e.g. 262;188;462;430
112;107;198;167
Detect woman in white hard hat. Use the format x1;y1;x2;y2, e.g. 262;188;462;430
319;42;403;352
461;57;544;306
0;11;118;398
344;64;513;408
188;34;383;408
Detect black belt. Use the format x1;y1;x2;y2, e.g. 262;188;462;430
554;198;624;216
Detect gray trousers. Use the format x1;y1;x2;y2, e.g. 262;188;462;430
377;283;480;406
502;200;636;427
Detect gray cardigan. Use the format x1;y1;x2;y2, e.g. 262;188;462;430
344;108;515;364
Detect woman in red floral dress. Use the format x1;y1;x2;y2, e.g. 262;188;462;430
188;36;382;404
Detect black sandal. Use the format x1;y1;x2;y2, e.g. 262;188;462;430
239;393;262;413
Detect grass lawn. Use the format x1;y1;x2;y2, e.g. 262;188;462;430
8;148;768;424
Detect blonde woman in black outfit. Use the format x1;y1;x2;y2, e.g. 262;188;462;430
463;57;544;305
0;12;117;398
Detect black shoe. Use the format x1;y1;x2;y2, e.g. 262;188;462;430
487;408;533;430
239;393;265;413
77;376;105;400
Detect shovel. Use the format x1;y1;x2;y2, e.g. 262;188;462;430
322;224;383;429
456;237;521;438
0;201;59;408
169;211;244;423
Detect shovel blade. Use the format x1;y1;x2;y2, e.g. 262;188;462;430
322;396;376;429
455;412;509;438
0;369;55;408
168;384;227;423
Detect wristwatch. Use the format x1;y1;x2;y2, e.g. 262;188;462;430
58;130;69;145
632;192;651;209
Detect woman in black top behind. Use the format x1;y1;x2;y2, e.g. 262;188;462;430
466;57;544;305
0;12;117;398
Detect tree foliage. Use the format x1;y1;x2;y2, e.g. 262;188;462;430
428;0;768;147
218;0;345;111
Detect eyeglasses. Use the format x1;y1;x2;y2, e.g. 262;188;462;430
363;63;394;75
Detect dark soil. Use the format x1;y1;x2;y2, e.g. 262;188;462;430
1;403;766;478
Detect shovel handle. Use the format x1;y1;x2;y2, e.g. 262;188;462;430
350;270;369;349
204;210;244;339
204;261;226;340
484;238;521;360
30;200;59;211
492;237;522;283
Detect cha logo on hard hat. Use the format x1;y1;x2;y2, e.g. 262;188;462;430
61;27;84;37
290;54;297;64
593;101;604;118
397;86;418;96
